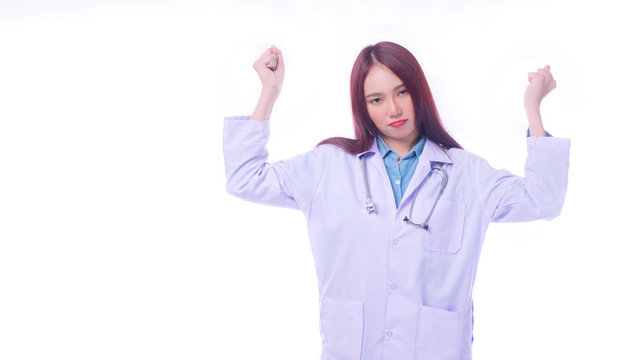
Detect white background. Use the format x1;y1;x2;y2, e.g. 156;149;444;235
1;0;615;359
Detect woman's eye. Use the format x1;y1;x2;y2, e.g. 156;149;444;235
370;98;382;104
399;89;408;95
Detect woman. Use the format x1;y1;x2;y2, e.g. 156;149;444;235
223;42;570;360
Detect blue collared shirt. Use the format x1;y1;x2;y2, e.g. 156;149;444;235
376;134;426;208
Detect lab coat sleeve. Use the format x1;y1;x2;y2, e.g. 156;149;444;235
474;136;571;222
223;116;327;211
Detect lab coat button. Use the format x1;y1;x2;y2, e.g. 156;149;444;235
389;284;397;290
392;239;399;246
385;330;393;337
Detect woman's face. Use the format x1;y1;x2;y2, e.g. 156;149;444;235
364;63;418;152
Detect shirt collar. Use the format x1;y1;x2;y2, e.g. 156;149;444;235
375;134;426;160
357;136;453;165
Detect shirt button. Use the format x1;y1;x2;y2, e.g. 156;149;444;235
385;330;393;337
395;180;400;185
392;239;399;246
390;284;397;290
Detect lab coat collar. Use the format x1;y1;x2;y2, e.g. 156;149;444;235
356;139;380;158
419;138;454;165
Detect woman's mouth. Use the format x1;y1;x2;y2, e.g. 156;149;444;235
389;119;407;128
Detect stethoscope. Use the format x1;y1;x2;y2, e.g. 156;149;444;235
361;154;448;230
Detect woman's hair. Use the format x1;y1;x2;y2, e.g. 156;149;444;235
318;41;463;154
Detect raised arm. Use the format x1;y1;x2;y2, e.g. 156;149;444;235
475;65;569;223
223;46;327;211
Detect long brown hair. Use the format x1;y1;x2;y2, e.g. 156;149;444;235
318;41;462;153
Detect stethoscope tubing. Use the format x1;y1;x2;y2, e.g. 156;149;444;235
361;154;448;230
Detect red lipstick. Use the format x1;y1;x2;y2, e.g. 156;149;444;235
389;120;407;128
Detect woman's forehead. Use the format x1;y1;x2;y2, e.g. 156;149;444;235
364;64;403;91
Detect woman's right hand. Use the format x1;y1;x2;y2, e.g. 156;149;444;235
253;45;285;97
249;46;285;121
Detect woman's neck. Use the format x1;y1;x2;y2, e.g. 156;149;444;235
383;133;420;162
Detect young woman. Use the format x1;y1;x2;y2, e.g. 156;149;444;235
223;42;570;360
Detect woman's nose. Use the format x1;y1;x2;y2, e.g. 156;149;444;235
388;98;402;117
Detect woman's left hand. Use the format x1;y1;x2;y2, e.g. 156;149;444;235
524;65;556;108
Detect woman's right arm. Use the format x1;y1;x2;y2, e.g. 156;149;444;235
223;46;327;211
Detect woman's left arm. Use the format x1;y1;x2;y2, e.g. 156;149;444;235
474;65;570;223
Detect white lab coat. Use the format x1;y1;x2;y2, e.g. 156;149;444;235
223;116;571;360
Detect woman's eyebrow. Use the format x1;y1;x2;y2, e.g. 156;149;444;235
365;84;406;98
365;92;381;98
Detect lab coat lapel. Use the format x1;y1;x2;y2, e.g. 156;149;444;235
400;139;453;208
358;139;390;187
356;139;393;213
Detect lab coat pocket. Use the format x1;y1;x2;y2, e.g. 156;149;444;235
420;199;465;253
416;305;461;360
321;297;364;360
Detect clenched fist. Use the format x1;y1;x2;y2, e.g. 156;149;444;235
253;45;285;97
524;65;556;108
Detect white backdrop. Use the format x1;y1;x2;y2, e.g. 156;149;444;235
1;0;615;359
